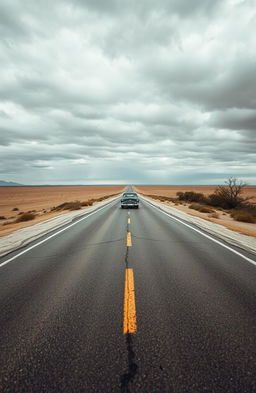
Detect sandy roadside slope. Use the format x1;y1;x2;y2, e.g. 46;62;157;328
0;195;120;257
0;186;125;237
135;186;256;238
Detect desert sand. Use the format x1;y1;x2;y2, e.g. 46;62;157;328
135;185;256;199
0;186;125;237
135;185;256;237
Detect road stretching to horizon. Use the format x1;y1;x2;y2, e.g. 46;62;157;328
0;189;256;392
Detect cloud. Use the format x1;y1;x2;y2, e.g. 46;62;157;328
211;109;256;131
0;0;255;184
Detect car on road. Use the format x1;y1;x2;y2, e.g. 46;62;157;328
121;192;140;209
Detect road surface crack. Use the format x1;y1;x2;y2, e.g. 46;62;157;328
120;221;138;392
120;333;138;393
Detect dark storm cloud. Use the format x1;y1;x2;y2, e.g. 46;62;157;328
211;109;256;131
0;0;255;184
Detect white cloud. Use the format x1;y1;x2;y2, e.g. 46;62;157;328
0;0;255;184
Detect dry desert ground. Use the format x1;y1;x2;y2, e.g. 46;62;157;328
0;185;125;237
135;185;256;237
135;185;256;199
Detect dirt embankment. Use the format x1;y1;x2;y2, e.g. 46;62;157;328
0;186;125;237
135;185;256;238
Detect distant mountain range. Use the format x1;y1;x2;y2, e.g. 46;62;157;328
0;180;23;186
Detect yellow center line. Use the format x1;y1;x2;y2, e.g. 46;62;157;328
128;218;131;224
127;232;132;247
123;268;137;334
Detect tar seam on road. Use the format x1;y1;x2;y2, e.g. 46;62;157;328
0;199;118;268
120;334;138;393
143;197;256;267
126;232;132;247
120;216;138;392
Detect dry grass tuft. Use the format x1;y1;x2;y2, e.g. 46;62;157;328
231;211;255;223
51;201;82;211
16;212;36;222
209;212;220;219
81;201;93;206
189;203;213;213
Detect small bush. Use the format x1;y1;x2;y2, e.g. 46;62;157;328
208;178;250;209
12;207;19;211
209;212;219;219
52;201;82;211
176;191;207;203
81;201;93;206
208;192;236;209
16;213;36;222
189;203;213;213
174;200;184;205
231;211;255;223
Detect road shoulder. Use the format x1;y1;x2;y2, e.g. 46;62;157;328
142;196;256;255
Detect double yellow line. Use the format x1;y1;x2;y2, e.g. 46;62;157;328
123;215;137;334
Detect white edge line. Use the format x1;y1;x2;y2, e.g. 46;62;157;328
142;197;256;267
0;199;118;268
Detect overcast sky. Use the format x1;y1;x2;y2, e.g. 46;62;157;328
0;0;256;185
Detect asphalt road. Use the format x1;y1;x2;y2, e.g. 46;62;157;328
0;196;256;393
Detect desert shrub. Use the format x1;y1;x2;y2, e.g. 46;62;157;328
231;211;255;223
176;192;184;200
52;201;82;211
157;196;171;202
209;212;219;219
81;201;93;206
12;207;19;211
189;203;213;213
2;221;11;226
176;191;207;203
208;193;224;207
241;205;256;217
0;216;6;220
208;177;250;209
16;212;36;222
